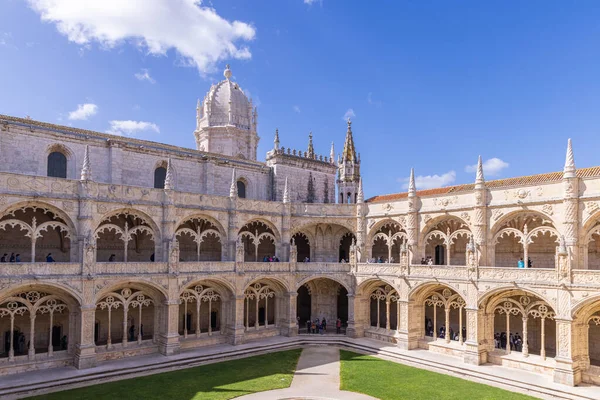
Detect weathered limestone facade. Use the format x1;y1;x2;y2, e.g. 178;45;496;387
1;69;600;388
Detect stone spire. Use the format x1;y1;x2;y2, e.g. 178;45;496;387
357;178;364;203
330;142;335;163
564;138;576;179
475;155;485;189
408;168;416;197
274;128;280;150
229;168;237;198
80;145;92;181
342;118;357;163
307;132;314;158
164;158;174;190
283;177;290;203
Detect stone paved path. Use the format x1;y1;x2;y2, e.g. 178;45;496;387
236;346;377;400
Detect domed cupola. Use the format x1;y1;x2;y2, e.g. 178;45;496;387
194;65;259;160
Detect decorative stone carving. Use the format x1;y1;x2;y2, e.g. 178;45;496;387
542;204;553;216
492;209;503;221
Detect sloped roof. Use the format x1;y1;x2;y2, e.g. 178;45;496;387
366;166;600;203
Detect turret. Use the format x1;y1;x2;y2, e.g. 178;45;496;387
330;142;335;164
307;132;315;159
473;156;488;265
274;129;280;150
337;119;361;203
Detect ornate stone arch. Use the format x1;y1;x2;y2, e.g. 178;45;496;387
174;214;226;239
419;214;470;238
367;218;406;243
408;281;465;304
179;277;235;299
478;286;555;314
295;275;353;294
356;277;400;297
490;209;558;238
244;276;290;294
94;208;161;237
0;283;81;309
0;201;77;235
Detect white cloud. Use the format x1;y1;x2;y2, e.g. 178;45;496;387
293;105;301;113
367;92;382;107
465;157;509;177
106;120;160;136
343;108;355;120
304;0;322;4
0;32;17;49
26;0;256;74
134;68;155;84
399;171;456;190
68;103;98;120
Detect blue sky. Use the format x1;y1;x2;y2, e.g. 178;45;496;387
1;1;600;198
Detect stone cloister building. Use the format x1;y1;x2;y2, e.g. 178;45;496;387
0;66;600;388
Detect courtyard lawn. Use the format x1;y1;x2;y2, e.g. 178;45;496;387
340;350;536;400
30;349;302;400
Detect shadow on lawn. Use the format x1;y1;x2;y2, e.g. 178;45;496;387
31;349;302;400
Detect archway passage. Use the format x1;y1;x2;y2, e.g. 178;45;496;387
339;232;356;263
0;205;73;262
175;217;223;261
493;213;559;269
0;288;76;361
588;313;600;366
423;218;470;266
179;284;224;339
95;211;156;262
291;233;310;262
369;285;399;331
298;278;348;334
239;221;277;262
243;281;278;330
422;287;466;345
370;222;406;263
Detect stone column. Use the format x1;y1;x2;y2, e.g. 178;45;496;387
346;294;364;338
77;180;96;263
227;198;238;261
158;300;180;356
281;202;291;261
554;319;581;386
74;304;97;369
280;292;298;337
228;295;246;345
463;308;488;365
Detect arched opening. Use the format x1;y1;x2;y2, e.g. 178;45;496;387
95;211;156;262
298;278;348;334
239;221;277;262
0;205;73;262
588;313;600;366
585;221;600;270
0;288;78;361
243;280;285;331
488;291;556;359
339;232;356;263
369;285;399;331
421;287;466;346
175;217;223;261
179;280;232;341
493;213;559;269
423;218;470;266
370;222;406;263
95;286;159;349
153;167;167;189
291;233;310;262
237;180;246;198
47;151;67;179
346;192;351;204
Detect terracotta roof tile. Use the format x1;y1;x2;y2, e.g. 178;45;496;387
366;167;600;203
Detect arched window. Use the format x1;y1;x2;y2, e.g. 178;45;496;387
47;152;67;178
237;180;246;198
154;167;167;189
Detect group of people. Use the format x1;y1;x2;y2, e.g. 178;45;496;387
494;331;525;351
262;255;280;262
303;317;343;334
0;253;21;262
128;324;144;341
420;256;435;266
7;332;67;355
517;257;533;268
366;256;394;263
425;317;466;341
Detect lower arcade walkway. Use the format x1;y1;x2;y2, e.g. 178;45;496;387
1;335;599;400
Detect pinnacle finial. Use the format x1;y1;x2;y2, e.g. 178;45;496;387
80;145;92;181
164;158;174;190
229;168;237;198
196;98;201;109
330;142;335;164
224;64;232;80
408;168;416;196
307;131;314;158
357;177;364;204
475;155;485;188
283;177;290;203
564;138;576;178
274;128;280;150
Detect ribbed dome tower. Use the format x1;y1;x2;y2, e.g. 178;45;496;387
194;65;259;160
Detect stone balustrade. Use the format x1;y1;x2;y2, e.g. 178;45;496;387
296;262;352;273
238;262;292;273
178;262;235;273
0;262;80;276
96;262;168;275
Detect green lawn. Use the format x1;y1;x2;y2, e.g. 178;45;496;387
30;349;302;400
340;350;536;400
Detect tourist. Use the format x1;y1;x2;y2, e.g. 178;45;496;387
311;319;316;334
426;318;433;336
150;253;155;262
129;324;135;341
306;320;311;334
61;335;68;350
527;258;532;268
46;253;54;262
439;325;445;339
322;318;327;333
18;332;25;354
517;258;525;268
108;254;116;262
9;253;15;262
15;254;20;262
0;253;6;262
421;257;426;265
140;324;144;338
494;333;500;349
336;318;341;334
427;257;433;266
461;326;466;340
